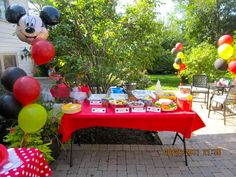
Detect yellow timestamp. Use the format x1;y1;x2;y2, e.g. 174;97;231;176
163;148;221;156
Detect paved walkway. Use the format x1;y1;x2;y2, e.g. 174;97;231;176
51;94;236;177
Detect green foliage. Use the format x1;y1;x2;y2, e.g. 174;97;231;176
183;42;232;81
4;126;54;163
41;109;63;141
174;0;236;45
147;74;179;90
29;0;165;92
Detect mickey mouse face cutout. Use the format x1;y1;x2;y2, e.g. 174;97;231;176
5;4;60;44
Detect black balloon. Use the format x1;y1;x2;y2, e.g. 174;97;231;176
175;58;182;64
171;48;177;55
40;6;60;26
0;94;22;120
214;58;228;71
1;67;27;91
5;4;26;23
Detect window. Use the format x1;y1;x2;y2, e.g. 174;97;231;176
0;55;17;76
0;0;8;20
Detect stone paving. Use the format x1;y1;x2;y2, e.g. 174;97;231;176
51;93;236;177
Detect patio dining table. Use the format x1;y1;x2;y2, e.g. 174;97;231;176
59;101;205;167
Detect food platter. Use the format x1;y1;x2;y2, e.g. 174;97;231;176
161;103;177;112
154;99;177;112
128;101;145;108
109;100;128;106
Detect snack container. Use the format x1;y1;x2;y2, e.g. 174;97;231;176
88;94;108;105
128;101;145;108
131;90;156;100
109;99;128;108
109;93;128;100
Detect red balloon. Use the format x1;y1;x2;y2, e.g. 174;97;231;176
175;43;183;51
13;76;41;106
31;39;55;65
180;63;186;70
218;35;233;46
228;60;236;74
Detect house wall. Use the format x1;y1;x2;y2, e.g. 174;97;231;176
0;0;34;75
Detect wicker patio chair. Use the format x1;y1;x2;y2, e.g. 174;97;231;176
190;75;209;107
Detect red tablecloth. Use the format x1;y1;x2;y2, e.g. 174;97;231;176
0;148;52;177
59;102;206;143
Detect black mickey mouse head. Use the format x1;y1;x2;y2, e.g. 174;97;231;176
5;4;60;44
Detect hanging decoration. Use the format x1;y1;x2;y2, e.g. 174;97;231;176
5;4;60;65
171;42;187;85
1;4;60;136
214;35;235;74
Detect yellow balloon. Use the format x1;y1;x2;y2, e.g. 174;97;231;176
177;52;184;59
218;44;233;60
18;104;47;133
173;63;180;70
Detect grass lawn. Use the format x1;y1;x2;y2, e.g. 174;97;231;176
146;74;180;90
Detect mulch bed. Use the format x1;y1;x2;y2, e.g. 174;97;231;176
76;127;162;145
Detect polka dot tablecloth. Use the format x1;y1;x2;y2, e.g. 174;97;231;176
0;148;52;177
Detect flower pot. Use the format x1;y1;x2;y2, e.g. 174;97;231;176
124;83;137;92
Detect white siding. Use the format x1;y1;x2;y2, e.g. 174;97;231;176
0;0;33;75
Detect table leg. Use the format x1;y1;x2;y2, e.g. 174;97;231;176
172;132;178;145
70;137;73;167
183;136;188;166
69;132;82;167
172;132;188;166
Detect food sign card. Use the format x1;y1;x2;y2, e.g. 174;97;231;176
131;107;146;113
146;106;161;112
90;100;102;105
91;107;106;113
115;107;129;113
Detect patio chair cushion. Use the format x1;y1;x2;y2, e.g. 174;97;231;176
191;87;208;93
211;94;227;104
208;85;236;125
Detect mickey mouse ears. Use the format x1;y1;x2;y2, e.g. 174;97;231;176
5;4;26;23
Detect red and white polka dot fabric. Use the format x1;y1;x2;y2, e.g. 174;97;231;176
1;148;52;177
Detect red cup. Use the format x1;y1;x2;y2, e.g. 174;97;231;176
177;98;192;111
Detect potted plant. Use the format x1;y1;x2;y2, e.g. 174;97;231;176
122;70;152;92
41;108;63;160
3;105;64;163
4;126;54;163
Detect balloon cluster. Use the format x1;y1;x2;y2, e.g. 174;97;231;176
171;43;187;73
0;67;47;133
5;4;60;65
0;4;60;134
214;35;235;73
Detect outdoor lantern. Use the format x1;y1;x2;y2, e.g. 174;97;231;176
21;47;30;60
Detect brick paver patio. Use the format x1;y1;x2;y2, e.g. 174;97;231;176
51;93;236;177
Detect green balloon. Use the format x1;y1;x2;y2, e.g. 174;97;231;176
18;104;47;133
